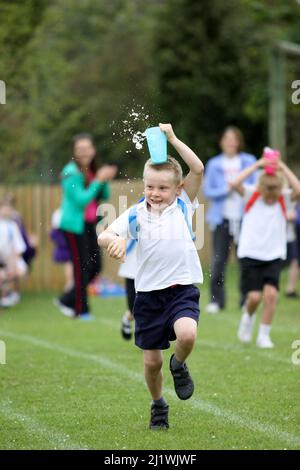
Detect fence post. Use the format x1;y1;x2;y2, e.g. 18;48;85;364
0;80;6;104
269;47;286;159
0;340;6;365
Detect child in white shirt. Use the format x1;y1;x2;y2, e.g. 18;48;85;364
98;123;204;430
118;240;137;340
231;156;300;348
0;200;27;306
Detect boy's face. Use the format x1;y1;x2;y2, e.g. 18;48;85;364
144;168;182;212
261;181;282;205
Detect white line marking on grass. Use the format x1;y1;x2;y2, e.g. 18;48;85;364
0;401;88;450
0;329;299;448
207;310;300;334
197;339;292;365
97;317;292;365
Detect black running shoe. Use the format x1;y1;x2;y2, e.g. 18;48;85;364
149;403;169;430
169;354;194;400
285;291;299;299
121;318;132;340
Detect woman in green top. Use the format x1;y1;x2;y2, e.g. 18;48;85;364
57;133;117;319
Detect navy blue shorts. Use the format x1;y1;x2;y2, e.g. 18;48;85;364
133;284;200;350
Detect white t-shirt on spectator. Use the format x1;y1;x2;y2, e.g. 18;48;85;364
223;155;243;221
0;219;26;259
108;190;203;292
0;218;28;275
237;185;291;261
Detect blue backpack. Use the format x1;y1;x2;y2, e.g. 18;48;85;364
126;197;195;255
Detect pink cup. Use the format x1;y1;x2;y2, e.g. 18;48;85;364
263;147;280;175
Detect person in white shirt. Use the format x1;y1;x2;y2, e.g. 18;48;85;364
0;200;28;307
203;127;257;314
98;123;204;430
230;156;300;348
118;240;137;340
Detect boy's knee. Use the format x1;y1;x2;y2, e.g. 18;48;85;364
247;291;262;305
177;329;197;348
263;285;278;304
144;356;163;373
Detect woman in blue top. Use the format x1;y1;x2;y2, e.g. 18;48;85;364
203;126;257;313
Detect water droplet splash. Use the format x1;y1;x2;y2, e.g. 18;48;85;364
132;131;146;150
111;101;151;154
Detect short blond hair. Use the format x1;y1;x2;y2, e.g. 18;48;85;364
143;156;183;186
258;172;284;193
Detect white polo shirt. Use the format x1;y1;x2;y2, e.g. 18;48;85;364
237;185;291;261
109;190;203;292
118;242;137;280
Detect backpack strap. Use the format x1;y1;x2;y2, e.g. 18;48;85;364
244;191;261;213
128;197;145;242
126;239;137;256
177;198;196;241
245;190;287;218
128;205;139;241
128;196;196;244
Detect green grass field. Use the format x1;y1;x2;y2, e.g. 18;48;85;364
0;267;299;450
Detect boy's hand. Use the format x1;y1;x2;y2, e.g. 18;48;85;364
107;237;126;262
277;159;286;171
257;157;269;168
159;123;176;143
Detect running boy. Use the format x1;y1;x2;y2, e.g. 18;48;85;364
98;123;204;429
230;156;300;348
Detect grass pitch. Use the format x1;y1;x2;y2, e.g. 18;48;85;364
0;267;299;450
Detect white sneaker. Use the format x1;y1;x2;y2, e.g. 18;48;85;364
8;291;21;306
256;335;274;349
0;295;14;308
0;292;21;308
53;299;75;318
205;302;220;314
237;312;256;344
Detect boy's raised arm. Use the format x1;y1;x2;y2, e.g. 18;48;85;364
278;160;300;201
159;123;204;202
230;159;262;196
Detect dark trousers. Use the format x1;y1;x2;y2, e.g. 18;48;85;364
125;278;136;313
83;222;102;283
210;220;235;309
60;231;90;315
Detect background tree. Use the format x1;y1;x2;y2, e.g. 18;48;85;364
153;0;300;163
0;0;299;182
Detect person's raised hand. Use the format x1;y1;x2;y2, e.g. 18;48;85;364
97;165;118;182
